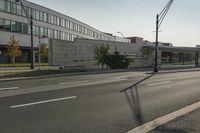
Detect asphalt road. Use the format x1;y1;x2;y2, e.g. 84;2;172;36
0;71;200;133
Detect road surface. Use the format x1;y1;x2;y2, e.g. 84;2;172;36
0;71;200;133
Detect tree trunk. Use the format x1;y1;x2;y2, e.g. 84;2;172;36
12;56;15;64
102;63;104;70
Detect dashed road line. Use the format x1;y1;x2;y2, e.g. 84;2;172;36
59;78;128;87
0;87;19;91
147;81;172;86
59;80;90;85
11;96;77;109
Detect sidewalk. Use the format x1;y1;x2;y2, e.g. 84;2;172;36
1;65;200;82
150;107;200;133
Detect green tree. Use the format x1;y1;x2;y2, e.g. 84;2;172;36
94;45;110;69
107;51;131;69
6;35;22;64
39;43;48;62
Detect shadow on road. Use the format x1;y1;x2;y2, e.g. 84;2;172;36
123;85;144;125
151;126;189;133
120;74;153;126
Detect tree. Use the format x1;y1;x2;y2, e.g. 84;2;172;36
107;51;131;69
6;35;22;64
39;43;48;62
94;45;110;69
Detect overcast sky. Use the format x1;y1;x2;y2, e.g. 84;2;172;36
28;0;200;47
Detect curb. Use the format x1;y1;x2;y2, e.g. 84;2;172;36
1;67;200;82
146;68;200;74
0;69;135;82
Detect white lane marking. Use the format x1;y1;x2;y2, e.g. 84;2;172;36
59;80;90;85
114;74;142;79
0;87;19;91
11;96;77;109
59;78;128;86
127;100;200;133
147;81;172;86
161;86;172;89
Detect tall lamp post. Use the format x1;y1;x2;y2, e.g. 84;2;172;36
117;32;125;39
154;0;174;72
15;0;34;69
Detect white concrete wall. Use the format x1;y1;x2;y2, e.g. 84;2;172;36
48;38;154;68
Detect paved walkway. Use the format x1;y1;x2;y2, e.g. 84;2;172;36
150;108;200;133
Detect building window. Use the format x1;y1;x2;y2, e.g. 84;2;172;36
43;12;47;22
6;1;10;12
48;14;51;23
11;2;17;14
35;10;40;20
53;16;57;25
16;4;21;15
73;23;76;31
54;30;58;39
22;23;28;34
70;22;73;30
61;19;65;27
11;21;16;32
57;17;60;26
82;26;85;34
61;32;65;40
0;19;5;30
72;34;74;41
32;9;36;19
11;21;21;33
48;14;54;24
44;27;48;37
39;11;43;21
57;31;61;39
48;28;53;38
5;19;11;31
35;26;40;35
0;0;6;11
64;32;70;41
22;6;30;17
40;27;44;36
66;20;70;29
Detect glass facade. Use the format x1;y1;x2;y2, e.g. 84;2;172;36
0;0;114;42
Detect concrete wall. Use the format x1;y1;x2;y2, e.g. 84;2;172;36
48;38;154;68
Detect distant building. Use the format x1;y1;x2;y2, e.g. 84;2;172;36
196;45;200;48
153;42;173;47
0;0;127;63
126;37;144;44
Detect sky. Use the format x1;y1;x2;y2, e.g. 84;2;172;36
28;0;200;47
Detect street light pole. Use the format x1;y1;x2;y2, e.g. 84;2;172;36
38;36;41;71
154;14;159;72
30;16;34;69
153;0;174;72
117;32;125;39
15;0;34;69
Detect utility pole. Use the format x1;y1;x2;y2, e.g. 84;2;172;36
38;36;41;71
154;14;159;72
30;16;34;69
154;0;174;72
15;0;34;69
